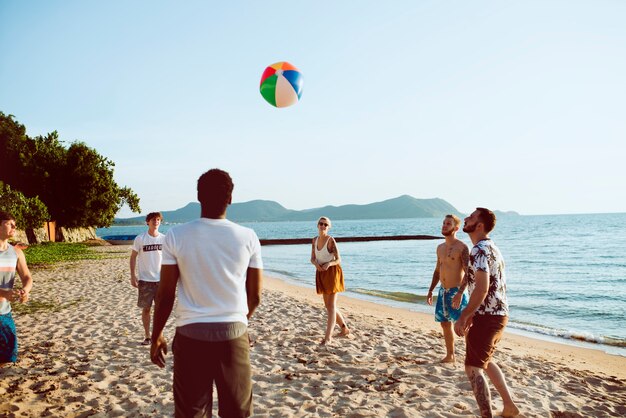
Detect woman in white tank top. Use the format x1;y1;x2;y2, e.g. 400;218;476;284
310;216;350;344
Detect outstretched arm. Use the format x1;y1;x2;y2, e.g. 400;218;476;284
150;264;179;368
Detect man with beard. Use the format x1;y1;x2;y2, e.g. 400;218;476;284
454;208;519;417
426;214;469;363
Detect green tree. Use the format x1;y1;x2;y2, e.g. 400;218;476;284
0;111;141;227
0;182;49;229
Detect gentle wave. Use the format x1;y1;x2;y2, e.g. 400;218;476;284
264;268;301;281
351;288;430;304
508;321;626;348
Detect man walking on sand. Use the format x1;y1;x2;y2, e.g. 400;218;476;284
426;214;469;363
454;208;519;417
151;168;263;418
130;212;165;346
0;211;33;364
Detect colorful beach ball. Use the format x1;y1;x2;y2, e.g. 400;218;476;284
259;61;303;108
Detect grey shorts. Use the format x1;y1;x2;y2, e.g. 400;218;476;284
137;281;159;309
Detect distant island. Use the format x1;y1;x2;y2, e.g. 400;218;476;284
114;195;519;225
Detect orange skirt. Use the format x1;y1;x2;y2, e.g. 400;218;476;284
315;265;345;295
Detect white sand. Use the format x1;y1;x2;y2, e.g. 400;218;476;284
1;245;624;417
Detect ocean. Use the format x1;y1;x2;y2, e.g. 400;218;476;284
98;213;626;356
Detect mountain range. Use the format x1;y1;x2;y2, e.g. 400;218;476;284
114;195;517;224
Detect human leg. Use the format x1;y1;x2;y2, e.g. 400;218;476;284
440;321;455;362
322;293;337;343
486;361;519;417
335;299;350;336
465;315;509;418
465;365;493;418
141;307;151;340
0;312;18;363
173;333;215;418
137;281;158;342
214;333;253;418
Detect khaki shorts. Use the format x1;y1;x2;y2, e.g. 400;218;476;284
465;315;508;369
137;281;159;309
173;331;252;417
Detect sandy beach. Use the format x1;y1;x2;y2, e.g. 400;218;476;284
1;245;624;417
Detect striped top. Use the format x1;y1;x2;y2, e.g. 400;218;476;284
0;245;17;315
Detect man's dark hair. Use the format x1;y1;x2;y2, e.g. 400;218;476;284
197;169;234;217
476;207;496;233
146;212;163;223
0;210;15;222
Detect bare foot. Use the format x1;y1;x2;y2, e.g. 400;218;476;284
320;338;333;345
338;327;350;337
499;404;520;417
440;355;455;363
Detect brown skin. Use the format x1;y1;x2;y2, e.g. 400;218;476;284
150;203;263;368
150;264;263;368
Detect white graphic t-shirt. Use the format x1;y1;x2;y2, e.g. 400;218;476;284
132;232;165;282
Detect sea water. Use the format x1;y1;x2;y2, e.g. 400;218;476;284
98;213;626;356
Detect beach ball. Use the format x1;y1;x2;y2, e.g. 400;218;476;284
259;61;303;108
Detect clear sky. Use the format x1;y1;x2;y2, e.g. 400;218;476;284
1;1;625;217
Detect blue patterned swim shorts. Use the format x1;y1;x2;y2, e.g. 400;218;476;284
0;312;18;363
435;287;468;323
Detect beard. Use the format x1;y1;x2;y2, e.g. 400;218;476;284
442;229;454;237
462;223;477;233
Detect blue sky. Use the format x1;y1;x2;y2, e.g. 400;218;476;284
1;1;625;217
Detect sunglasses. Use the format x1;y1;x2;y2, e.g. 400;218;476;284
318;222;329;227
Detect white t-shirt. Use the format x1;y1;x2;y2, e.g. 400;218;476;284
132;231;165;282
162;218;263;327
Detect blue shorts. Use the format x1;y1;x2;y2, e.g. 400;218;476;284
0;312;18;363
435;287;468;323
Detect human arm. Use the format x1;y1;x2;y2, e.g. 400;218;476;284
452;245;470;309
310;239;322;271
320;237;341;270
150;264;179;368
15;247;33;303
246;267;263;319
454;269;489;337
427;250;441;305
129;250;139;287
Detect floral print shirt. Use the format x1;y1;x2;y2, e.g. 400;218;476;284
467;239;509;316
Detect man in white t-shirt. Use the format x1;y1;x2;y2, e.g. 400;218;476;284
150;169;263;418
130;212;165;345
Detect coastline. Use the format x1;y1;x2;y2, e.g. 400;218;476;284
1;246;624;417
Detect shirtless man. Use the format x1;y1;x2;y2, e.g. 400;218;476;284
426;214;469;363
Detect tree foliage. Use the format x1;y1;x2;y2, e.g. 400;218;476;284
0;112;141;227
0;182;49;229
